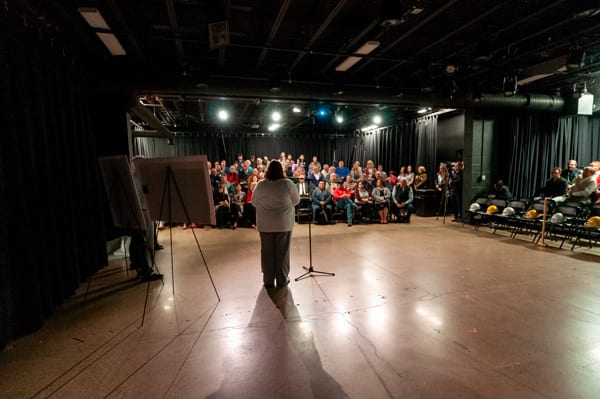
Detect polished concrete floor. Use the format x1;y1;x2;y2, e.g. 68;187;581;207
2;217;600;398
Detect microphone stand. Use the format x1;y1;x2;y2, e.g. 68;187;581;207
295;210;335;281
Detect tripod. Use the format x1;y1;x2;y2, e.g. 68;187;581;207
435;184;450;224
294;210;335;281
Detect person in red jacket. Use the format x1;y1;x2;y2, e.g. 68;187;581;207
333;184;356;226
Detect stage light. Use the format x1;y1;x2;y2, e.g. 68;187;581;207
292;106;301;113
317;108;328;117
372;115;382;124
335;115;344;124
268;123;280;131
217;110;229;121
271;110;281;122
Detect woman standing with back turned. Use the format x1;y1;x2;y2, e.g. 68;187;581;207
251;160;300;288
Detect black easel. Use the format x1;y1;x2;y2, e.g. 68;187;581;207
156;166;220;301
295;212;335;281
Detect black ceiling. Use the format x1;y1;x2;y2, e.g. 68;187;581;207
15;0;600;132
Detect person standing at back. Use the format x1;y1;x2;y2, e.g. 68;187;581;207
252;160;300;289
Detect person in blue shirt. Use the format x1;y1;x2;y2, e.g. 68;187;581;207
335;160;350;180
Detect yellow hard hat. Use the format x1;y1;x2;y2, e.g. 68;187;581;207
486;205;499;214
586;216;600;228
525;209;539;219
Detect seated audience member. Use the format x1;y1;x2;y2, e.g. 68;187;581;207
308;156;321;173
414;166;428;190
321;163;330;182
388;170;397;186
220;175;235;198
226;164;239;185
354;181;375;221
364;160;376;177
296;175;312;210
350;161;362;182
285;159;294;177
210;168;221;191
343;175;357;191
231;184;246;229
591;161;600;187
488;179;512;200
405;165;415;187
214;184;233;228
372;178;391;223
326;173;340;193
293;164;306;178
361;172;374;192
335;160;350;180
563;166;596;205
309;165;323;188
377;164;387;180
391;178;415;222
561;159;582;188
398;166;407;182
333;181;357;226
238;161;252;183
542;167;568;203
311;180;333;223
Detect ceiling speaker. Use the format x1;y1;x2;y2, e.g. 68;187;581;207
208;21;230;50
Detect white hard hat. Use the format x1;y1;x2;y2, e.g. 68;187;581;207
469;203;481;212
550;212;564;224
502;206;515;216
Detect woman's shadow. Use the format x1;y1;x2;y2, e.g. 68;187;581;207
206;287;347;399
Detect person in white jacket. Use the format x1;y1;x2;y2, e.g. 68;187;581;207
252;160;300;288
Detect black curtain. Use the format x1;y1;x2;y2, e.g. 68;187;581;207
133;118;439;176
502;113;600;199
0;4;107;348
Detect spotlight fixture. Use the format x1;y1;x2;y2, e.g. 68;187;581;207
503;75;518;96
268;123;280;131
292;106;301;113
217;109;229;121
335;115;344;124
317;108;329;117
271;110;281;122
372;115;382;125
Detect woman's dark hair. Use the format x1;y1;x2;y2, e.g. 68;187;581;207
265;160;285;180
